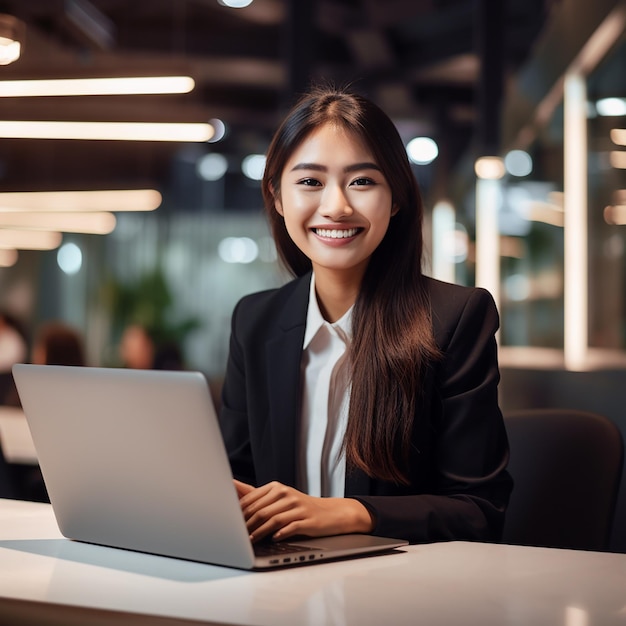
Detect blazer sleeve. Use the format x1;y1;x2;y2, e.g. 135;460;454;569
219;296;257;485
351;285;513;544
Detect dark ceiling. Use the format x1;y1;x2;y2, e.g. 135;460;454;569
0;0;552;203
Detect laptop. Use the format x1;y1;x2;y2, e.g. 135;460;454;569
12;364;407;570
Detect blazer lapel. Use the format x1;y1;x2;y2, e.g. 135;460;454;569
265;274;310;486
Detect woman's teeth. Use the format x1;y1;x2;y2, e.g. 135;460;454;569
314;227;359;239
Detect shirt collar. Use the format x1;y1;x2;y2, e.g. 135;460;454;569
304;273;353;349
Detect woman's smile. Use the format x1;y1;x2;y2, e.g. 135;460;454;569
311;226;363;241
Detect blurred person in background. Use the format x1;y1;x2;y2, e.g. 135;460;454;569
0;311;25;497
11;320;86;503
119;324;156;370
119;323;185;371
0;311;28;406
32;321;85;367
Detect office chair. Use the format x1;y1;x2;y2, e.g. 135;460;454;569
502;408;624;551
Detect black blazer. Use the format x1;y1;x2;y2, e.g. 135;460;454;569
219;273;513;544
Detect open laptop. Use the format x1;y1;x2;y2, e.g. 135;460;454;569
11;364;407;570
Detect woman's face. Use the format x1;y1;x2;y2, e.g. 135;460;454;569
275;123;395;283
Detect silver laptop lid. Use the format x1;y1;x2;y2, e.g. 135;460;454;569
12;364;256;569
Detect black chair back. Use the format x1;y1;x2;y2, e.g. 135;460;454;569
502;409;623;551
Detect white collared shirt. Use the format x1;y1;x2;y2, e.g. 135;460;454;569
297;274;352;498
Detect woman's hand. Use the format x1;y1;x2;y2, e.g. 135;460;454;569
234;480;374;543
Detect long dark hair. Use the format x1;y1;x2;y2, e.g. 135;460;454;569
262;87;441;484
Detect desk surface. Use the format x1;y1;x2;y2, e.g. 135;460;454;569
1;499;625;626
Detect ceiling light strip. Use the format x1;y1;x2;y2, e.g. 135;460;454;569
604;205;626;225
0;229;62;250
0;211;116;234
0;76;195;97
609;151;626;169
611;129;626;146
0;121;214;142
0;189;162;212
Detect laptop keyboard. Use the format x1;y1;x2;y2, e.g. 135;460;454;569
254;542;319;557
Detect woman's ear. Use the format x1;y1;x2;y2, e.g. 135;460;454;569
270;183;284;216
275;197;284;216
391;203;400;216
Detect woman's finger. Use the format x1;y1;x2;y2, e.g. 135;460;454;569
233;479;254;498
243;488;300;531
248;507;305;542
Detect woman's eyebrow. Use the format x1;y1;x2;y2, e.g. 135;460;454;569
290;161;382;173
290;162;325;172
345;162;382;173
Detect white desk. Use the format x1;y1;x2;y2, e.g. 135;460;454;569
1;499;625;626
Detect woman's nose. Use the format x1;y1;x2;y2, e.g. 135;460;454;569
321;184;353;219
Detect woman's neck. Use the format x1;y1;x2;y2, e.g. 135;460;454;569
313;267;363;323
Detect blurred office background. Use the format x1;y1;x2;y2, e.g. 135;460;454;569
0;0;625;549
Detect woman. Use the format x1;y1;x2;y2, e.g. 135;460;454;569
219;86;512;545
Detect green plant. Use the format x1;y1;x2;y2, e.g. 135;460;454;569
102;266;202;349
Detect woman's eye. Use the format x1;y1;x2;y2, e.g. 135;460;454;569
298;178;321;186
351;177;374;186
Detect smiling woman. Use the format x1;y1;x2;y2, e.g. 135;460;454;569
218;85;513;546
